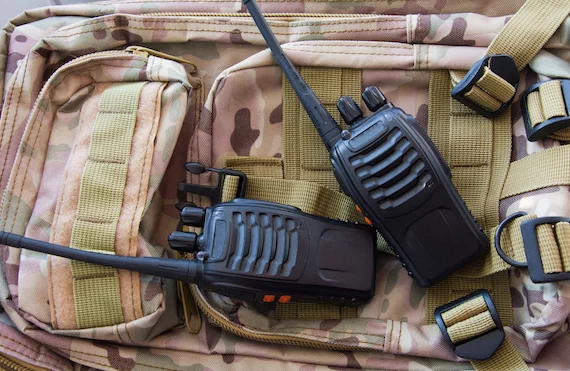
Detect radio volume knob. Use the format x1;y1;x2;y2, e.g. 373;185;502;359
168;231;198;253
337;96;363;125
362;86;387;112
181;206;205;227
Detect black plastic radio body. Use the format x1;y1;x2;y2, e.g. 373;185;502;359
330;103;488;286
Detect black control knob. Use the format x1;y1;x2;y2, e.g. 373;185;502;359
181;206;205;227
362;86;387;112
337;96;363;125
168;231;198;253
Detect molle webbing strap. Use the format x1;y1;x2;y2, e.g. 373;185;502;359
70;82;145;329
222;157;390;253
484;0;570;71
425;272;513;326
282;67;361;190
428;71;511;236
450;0;570;85
221;174;363;223
425;71;513;323
275;302;357;320
448;0;570;115
438;294;528;371
501;145;570;199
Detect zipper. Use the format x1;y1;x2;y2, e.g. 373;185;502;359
125;46;197;73
0;352;49;371
144;12;377;19
190;285;368;350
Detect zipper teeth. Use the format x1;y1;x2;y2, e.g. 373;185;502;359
144;12;376;18
0;354;32;371
191;286;364;350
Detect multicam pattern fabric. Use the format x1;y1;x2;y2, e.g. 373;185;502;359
0;1;569;370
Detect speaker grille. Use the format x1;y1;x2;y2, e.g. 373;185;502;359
228;212;299;277
350;128;432;210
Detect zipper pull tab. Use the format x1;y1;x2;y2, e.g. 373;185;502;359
126;46;197;74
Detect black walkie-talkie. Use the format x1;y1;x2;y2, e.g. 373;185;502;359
243;0;488;287
1;199;376;306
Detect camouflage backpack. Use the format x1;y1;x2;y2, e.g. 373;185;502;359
1;0;570;370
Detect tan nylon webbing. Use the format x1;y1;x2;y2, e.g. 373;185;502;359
440;294;528;371
283;67;360;189
441;295;486;326
476;68;516;103
485;0;570;71
446;310;496;344
501;145;570;199
472;340;529;371
451;0;570;86
449;0;570;116
426;71;513;324
526;80;570;140
70;82;145;329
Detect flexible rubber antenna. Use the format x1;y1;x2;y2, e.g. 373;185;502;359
0;231;201;283
242;0;342;150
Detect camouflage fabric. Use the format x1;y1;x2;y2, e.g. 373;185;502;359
0;1;569;370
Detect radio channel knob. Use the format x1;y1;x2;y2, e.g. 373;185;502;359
168;231;198;253
181;206;205;227
362;86;387;112
337;96;363;125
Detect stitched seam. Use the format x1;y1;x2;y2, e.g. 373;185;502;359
50;15;405;32
5;61;147;235
229;324;386;338
0;55;29;206
45;25;407;38
48;87;88;328
0;56;25;190
125;82;162;335
287;49;411;56
0;334;68;369
289;43;412;49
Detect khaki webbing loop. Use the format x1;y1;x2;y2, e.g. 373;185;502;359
70;82;145;329
425;272;513;326
283;67;361;190
426;71;513;323
526;80;570;140
224;156;284;179
536;222;570;273
501;145;570;199
275;303;357;320
439;295;528;371
221;175;363;223
451;0;570;86
485;0;570;71
461;67;517;113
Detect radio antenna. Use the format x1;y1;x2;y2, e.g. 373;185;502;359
0;231;201;283
243;0;342;150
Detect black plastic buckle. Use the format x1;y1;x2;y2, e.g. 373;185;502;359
451;54;519;118
495;213;570;283
521;79;570;142
176;163;247;209
521;216;570;283
434;290;504;360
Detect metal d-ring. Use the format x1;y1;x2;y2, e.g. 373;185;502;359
494;212;529;268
